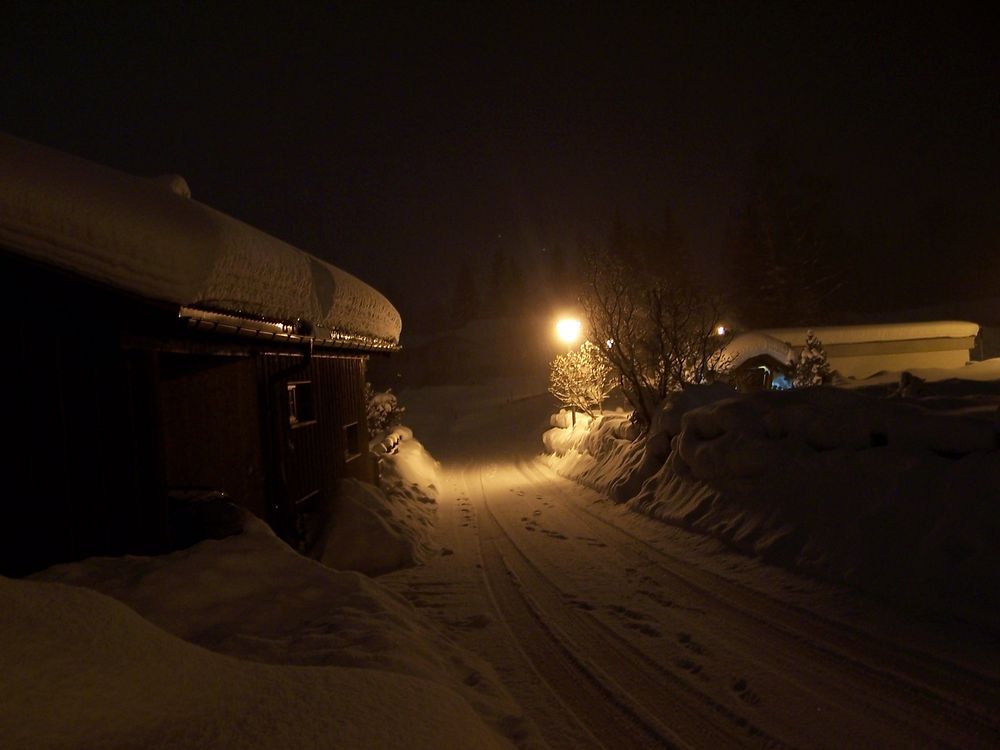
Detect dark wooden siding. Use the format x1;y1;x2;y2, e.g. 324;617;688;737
159;353;268;520
257;352;372;543
1;251;377;573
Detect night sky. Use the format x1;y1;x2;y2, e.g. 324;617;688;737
2;3;997;332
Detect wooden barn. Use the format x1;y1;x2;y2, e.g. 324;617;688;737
0;133;401;576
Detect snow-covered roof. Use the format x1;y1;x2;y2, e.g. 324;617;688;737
759;321;979;347
721;332;797;369
0;132;401;350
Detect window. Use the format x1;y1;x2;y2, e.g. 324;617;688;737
287;381;316;427
343;421;361;461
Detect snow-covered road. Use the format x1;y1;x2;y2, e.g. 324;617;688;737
386;388;1000;749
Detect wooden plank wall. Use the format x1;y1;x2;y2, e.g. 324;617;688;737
257;352;372;544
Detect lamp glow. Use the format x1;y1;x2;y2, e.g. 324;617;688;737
555;317;582;344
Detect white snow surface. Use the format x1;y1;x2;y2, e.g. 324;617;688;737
12;511;524;749
304;427;441;575
850;357;1000;386
759;320;979;346
0;132;401;345
0;576;511;750
544;379;1000;627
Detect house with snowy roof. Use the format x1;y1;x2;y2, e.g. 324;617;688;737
0;132;401;576
722;321;980;390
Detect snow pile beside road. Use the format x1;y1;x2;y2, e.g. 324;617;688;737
0;576;513;750
25;512;523;748
543;409;646;495
305;426;442;575
545;383;1000;626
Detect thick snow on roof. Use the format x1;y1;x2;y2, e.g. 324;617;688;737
0;132;401;348
759;321;979;347
721;332;797;369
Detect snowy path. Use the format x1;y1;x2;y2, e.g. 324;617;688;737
385;389;1000;749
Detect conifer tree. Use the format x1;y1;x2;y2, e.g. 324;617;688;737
794;330;833;386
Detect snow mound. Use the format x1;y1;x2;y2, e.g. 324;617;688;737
545;384;1000;627
0;132;400;346
26;514;520;748
0;576;513;750
304;428;440;575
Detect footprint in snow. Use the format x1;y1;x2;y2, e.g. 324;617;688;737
678;632;707;655
452;613;491;629
626;622;663;638
607;604;649;621
732;678;761;705
675;657;702;674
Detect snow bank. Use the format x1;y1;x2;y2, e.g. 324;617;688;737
849;358;1000;388
26;512;524;747
0;132;400;346
304;427;441;575
545;383;1000;627
0;576;512;750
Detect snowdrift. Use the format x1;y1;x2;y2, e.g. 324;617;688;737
304;427;441;575
21;512;524;748
0;576;512;750
544;381;1000;627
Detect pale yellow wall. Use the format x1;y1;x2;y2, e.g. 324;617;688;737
831;349;971;379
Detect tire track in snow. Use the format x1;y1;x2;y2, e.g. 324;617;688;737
518;458;1000;749
471;465;780;750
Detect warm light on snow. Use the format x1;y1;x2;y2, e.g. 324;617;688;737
555;317;582;344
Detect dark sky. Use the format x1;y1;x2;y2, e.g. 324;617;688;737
2;3;997;328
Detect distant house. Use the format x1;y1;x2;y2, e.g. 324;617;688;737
0;133;401;576
720;332;797;391
723;321;980;391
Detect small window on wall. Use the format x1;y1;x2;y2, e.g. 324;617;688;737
343;421;361;461
287;381;316;427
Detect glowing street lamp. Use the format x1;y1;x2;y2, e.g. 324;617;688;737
554;317;583;426
555;317;582;345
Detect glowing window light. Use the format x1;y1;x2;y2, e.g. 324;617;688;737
555;317;582;344
717;325;727;336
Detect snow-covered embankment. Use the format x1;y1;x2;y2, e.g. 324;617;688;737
543;382;1000;628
